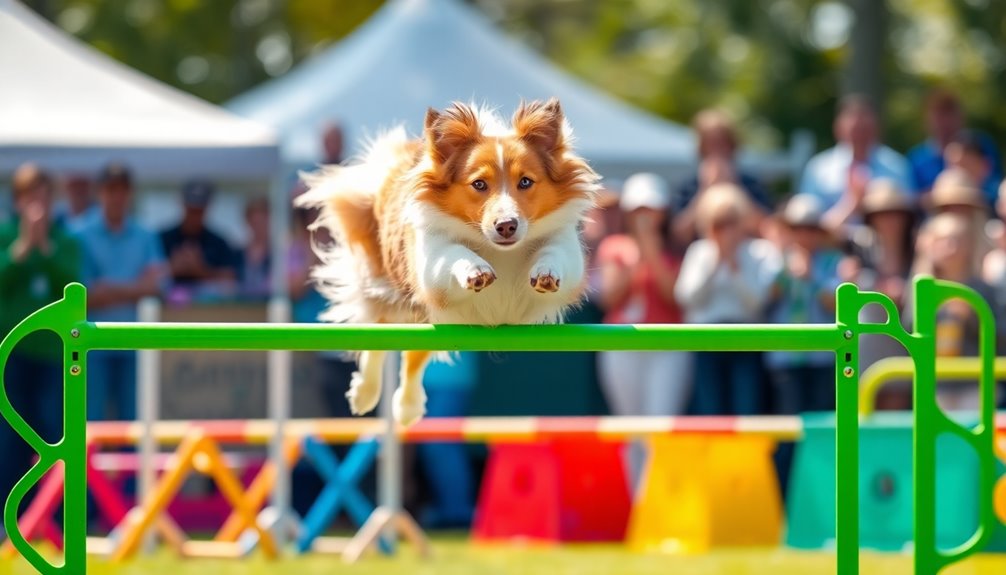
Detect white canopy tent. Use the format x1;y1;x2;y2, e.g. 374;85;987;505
228;0;807;182
0;0;293;541
0;0;278;180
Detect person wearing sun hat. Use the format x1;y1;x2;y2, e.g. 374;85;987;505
765;193;844;492
852;178;919;288
931;168;988;215
834;179;920;410
929;168;992;273
596;172;691;487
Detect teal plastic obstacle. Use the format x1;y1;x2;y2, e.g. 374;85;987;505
788;412;1006;551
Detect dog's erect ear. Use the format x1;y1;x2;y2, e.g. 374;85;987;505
513;98;565;155
424;108;440;132
425;103;481;164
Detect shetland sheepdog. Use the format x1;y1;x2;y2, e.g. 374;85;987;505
296;99;599;425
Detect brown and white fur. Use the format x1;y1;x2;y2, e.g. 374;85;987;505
296;99;599;425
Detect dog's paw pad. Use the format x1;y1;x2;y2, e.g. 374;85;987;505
392;387;427;427
530;267;561;293
346;371;381;415
465;266;496;292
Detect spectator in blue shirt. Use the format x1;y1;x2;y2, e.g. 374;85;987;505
906;89;1002;198
799;95;915;212
76;164;167;421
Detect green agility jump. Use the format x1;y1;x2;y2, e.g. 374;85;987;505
0;277;999;575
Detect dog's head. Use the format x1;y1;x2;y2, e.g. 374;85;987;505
414;99;597;248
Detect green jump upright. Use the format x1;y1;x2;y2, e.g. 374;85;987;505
0;277;999;575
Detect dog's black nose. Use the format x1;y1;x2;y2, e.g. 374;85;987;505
495;218;518;239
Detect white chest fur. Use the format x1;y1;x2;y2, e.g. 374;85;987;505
416;226;585;326
438;246;556;325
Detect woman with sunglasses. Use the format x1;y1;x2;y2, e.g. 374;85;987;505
675;183;782;415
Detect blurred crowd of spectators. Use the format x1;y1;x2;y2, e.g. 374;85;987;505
3;89;1006;527
586;90;1006;487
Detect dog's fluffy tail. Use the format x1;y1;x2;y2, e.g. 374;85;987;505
296;127;411;324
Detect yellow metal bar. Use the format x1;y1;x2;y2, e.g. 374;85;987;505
859;357;1006;417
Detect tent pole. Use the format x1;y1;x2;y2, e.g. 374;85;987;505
267;172;292;551
136;296;161;554
378;351;403;548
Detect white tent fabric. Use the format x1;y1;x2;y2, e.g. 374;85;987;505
0;0;278;181
228;0;709;180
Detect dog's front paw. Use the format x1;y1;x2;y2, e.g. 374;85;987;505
393;386;427;427
460;263;496;293
530;263;561;293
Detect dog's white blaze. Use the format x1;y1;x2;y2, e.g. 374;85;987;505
495;193;519;221
495;141;508;196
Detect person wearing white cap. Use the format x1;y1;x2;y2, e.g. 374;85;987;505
675;183;782;415
595;172;691;488
764;193;844;493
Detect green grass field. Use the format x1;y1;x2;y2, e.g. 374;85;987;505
6;540;1006;575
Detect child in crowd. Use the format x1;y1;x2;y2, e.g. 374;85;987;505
675;183;781;415
766;194;843;415
765;194;843;493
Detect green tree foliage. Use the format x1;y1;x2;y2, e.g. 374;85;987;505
27;0;383;104
24;0;1006;159
486;0;1006;157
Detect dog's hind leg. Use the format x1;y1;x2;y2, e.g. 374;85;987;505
393;350;431;426
346;350;386;416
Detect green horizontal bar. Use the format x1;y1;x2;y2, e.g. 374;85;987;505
82;321;845;352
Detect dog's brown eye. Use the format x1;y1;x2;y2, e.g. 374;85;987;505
471;179;488;192
518;177;534;190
